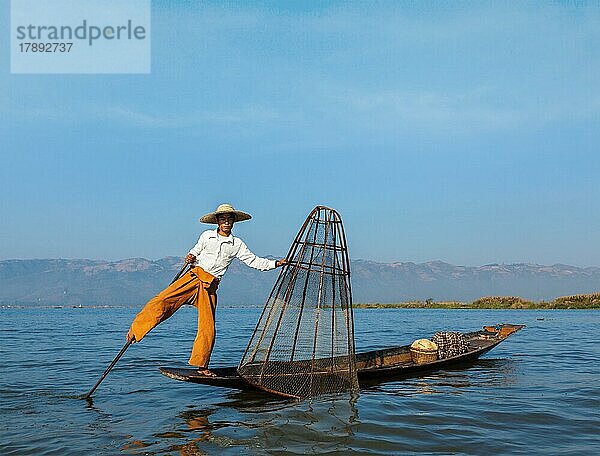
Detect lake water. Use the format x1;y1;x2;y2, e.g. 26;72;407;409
1;306;598;455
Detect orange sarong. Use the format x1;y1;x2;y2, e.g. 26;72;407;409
129;266;218;367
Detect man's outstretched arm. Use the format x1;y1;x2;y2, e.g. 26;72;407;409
237;241;287;270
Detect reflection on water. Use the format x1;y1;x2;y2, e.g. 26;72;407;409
120;408;218;454
245;396;360;455
362;358;518;398
1;307;599;455
159;409;215;456
116;391;363;455
134;393;362;455
218;389;295;412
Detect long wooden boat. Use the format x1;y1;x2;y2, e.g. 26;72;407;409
160;323;524;392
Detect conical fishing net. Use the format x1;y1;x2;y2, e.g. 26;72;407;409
238;206;358;399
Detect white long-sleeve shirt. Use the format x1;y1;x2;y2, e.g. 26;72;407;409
188;229;276;279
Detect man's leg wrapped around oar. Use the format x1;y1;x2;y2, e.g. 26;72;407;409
189;279;218;368
128;266;219;369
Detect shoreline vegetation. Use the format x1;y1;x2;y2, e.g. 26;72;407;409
2;293;598;310
353;293;600;310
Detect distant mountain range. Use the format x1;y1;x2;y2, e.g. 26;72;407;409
1;257;598;307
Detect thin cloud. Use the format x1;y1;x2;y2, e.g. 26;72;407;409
309;82;600;136
105;105;282;128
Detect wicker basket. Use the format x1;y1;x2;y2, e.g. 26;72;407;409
410;348;438;364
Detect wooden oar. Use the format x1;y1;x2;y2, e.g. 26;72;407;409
83;262;191;399
84;339;133;400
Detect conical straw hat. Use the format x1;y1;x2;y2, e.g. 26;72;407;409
199;204;252;224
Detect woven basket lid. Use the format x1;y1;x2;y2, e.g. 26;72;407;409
410;338;438;351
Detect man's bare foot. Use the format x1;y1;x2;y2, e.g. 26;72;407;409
196;368;216;377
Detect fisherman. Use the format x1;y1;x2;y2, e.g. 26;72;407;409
126;204;287;376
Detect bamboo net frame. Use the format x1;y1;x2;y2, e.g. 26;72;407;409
238;206;358;399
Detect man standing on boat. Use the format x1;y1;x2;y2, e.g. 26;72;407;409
126;204;287;376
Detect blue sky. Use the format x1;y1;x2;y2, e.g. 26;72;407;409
1;1;599;266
